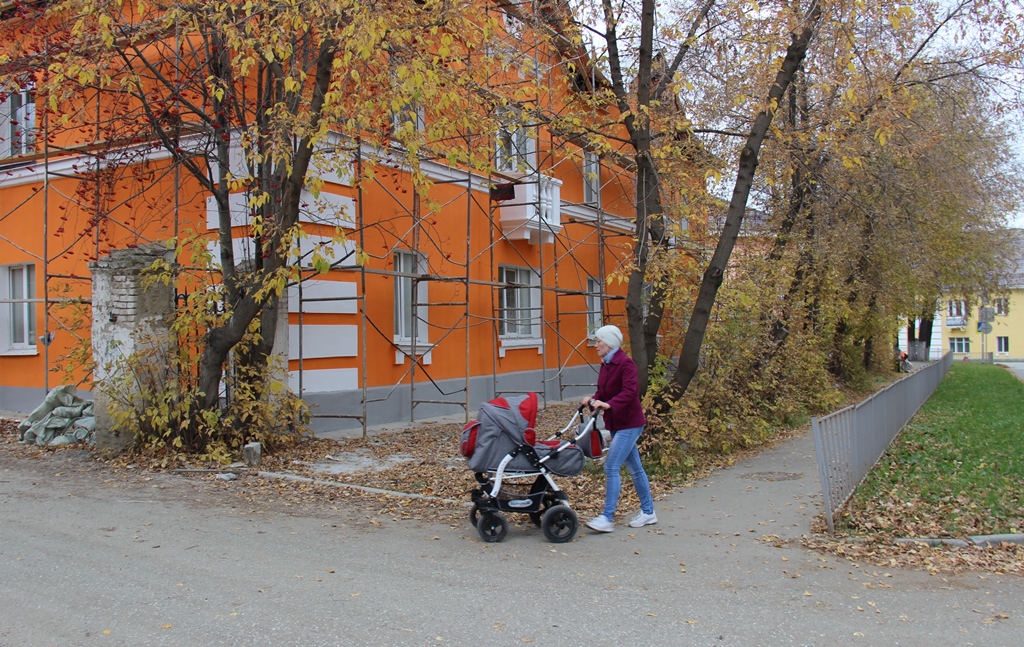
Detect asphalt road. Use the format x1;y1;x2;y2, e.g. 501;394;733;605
1000;361;1024;383
2;429;1022;646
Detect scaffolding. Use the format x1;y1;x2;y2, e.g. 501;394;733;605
0;0;636;436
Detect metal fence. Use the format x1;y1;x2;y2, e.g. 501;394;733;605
812;352;954;534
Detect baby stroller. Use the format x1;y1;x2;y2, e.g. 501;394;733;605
460;393;608;543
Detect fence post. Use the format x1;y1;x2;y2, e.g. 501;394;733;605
811;416;835;534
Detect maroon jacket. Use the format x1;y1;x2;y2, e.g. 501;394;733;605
594;350;647;431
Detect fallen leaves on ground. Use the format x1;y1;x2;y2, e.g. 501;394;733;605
4;411;1022;576
0;406;666;528
802;516;1024;576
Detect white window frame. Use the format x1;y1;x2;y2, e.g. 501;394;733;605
997;336;1009;354
393;250;428;346
502;9;526;39
948;300;966;318
495;110;534;173
949;337;970;354
994;298;1009;316
498;266;540;340
1;263;37;354
583;151;601;206
391;101;425;143
586;277;602;337
1;85;36;159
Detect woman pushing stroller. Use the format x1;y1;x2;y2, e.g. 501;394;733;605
581;325;657;533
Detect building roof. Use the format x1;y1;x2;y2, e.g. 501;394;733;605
1003;228;1024;289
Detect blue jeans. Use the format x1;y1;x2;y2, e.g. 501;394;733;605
601;425;654;520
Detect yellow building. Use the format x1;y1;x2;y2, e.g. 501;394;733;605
940;229;1024;362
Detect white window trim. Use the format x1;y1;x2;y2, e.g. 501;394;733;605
1;85;36;159
586;277;602;337
391;102;425;147
996;336;1009;354
948;300;965;318
949;337;970;354
394;343;435;365
502;9;526;39
495;110;535;174
389;249;425;364
583;151;601;207
994;298;1009;316
498;336;544;357
1;263;38;355
498;265;541;346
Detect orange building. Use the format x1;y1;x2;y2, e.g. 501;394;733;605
0;0;638;432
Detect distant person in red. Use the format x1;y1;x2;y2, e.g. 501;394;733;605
580;325;656;533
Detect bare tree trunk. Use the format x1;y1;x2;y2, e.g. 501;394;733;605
627;154;667;395
670;1;823;397
918;315;933;355
196;38;338;412
602;0;710;395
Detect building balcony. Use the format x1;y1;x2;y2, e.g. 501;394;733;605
945;316;966;329
498;175;563;245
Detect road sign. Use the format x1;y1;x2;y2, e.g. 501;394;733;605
978;321;993;334
978;307;995;323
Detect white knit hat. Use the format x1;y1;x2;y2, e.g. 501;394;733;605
593;325;623;350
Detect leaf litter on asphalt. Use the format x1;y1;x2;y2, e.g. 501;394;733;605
3;411;1022;575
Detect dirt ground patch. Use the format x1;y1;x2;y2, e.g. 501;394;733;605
0;406;655;529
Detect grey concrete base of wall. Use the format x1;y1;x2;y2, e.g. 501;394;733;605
0;385;49;416
303;363;601;435
1;364;603;439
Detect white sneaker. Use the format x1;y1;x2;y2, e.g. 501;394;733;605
628;511;658;528
586;515;614;533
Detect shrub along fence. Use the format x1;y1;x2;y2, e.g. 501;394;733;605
812;352;954;534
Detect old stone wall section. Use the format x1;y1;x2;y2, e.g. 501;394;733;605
90;246;174;455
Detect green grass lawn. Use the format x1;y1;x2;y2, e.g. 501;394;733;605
841;363;1024;537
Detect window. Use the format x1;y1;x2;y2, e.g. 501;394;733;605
1;263;36;352
994;298;1009;316
586;277;602;336
1;86;35;158
502;9;526;39
997;336;1009;354
583;151;601;206
948;300;965;318
391;102;424;142
498;266;539;338
495;111;534;173
393;251;427;344
949;337;970;354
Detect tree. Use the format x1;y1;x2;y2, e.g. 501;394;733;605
560;0;1023;402
740;0;1024;384
2;0;504;448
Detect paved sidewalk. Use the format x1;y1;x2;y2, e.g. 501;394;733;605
667;428;822;543
3;414;1023;645
606;426;1024;645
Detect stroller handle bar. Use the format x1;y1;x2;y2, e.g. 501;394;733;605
486;407;603;497
551;406;602;441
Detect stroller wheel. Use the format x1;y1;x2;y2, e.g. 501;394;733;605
477;511;509;543
541;505;578;543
